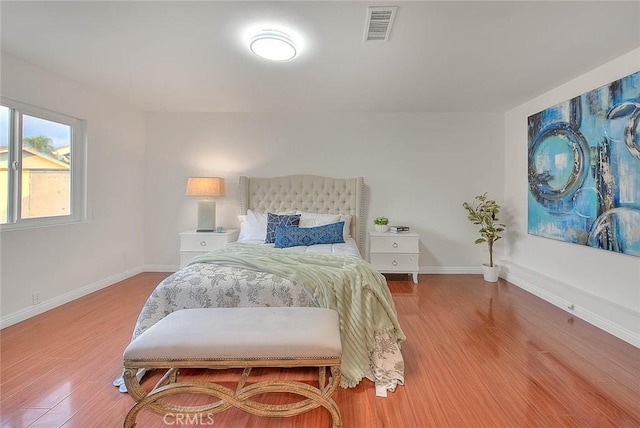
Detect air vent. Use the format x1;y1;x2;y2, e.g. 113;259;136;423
364;6;398;42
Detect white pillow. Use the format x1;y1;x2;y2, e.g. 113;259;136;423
238;209;268;241
296;211;352;239
339;214;353;238
238;209;296;241
299;213;340;228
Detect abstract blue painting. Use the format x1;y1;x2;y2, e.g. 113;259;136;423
528;71;640;257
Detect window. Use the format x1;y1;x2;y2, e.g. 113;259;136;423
1;98;86;229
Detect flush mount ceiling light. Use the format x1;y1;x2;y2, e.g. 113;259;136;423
249;30;297;61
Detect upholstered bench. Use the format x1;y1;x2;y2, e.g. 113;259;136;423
122;307;342;428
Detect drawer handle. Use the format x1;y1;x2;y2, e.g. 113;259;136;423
392;242;398;248
392;260;398;266
200;241;207;247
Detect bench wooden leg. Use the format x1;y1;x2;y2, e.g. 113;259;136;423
123;366;342;428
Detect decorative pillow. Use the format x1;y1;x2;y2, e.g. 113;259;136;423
266;213;301;243
296;211;352;239
274;221;345;248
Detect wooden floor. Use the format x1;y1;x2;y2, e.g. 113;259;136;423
1;273;639;428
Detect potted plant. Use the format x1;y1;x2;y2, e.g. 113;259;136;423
462;193;505;282
374;216;389;232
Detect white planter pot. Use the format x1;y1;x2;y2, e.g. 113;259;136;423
374;224;389;232
482;264;500;282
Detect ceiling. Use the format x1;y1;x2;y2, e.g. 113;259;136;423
1;1;639;113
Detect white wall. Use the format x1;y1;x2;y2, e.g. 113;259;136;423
503;49;640;346
144;112;504;271
0;53;147;326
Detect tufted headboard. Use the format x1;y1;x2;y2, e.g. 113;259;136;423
239;175;365;254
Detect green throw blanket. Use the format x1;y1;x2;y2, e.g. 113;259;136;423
189;243;406;388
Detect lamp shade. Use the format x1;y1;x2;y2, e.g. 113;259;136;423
186;177;225;197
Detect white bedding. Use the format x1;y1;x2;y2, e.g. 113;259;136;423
238;237;362;257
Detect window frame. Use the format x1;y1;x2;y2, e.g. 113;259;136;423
1;97;87;230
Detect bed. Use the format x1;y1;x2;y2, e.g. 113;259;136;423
120;175;405;394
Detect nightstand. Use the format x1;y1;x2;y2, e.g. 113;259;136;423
179;229;239;268
368;230;419;284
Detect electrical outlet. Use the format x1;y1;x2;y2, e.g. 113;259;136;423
32;292;41;305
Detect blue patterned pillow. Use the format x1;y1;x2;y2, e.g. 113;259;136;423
265;213;301;243
274;221;345;248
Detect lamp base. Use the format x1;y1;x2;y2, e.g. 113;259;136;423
196;200;216;232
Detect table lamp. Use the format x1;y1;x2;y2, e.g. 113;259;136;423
186;177;225;232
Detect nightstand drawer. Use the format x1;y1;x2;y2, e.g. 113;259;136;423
370;235;419;253
370;254;419;271
180;234;225;251
180;230;239;252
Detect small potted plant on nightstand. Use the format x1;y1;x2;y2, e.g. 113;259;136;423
463;193;506;282
374;216;389;232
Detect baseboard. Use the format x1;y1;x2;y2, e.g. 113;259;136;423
142;264;179;272
502;261;640;348
0;266;144;329
420;266;482;274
